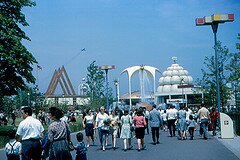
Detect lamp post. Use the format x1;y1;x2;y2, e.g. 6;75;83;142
114;79;119;107
196;14;234;113
99;65;115;111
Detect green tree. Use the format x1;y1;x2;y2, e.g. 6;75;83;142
0;0;37;97
200;41;231;109
226;34;240;110
86;61;106;110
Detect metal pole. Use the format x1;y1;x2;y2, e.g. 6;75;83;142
105;69;109;111
115;83;118;103
212;23;221;113
117;80;120;103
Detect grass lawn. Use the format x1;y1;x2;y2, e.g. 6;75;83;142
0;116;83;148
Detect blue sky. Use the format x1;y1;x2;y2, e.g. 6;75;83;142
23;0;240;95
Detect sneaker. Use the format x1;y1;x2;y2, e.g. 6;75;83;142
87;144;90;148
156;141;160;144
103;147;105;151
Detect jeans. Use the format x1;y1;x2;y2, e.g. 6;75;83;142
98;127;108;148
201;119;209;139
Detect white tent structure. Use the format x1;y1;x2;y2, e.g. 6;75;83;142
121;65;160;108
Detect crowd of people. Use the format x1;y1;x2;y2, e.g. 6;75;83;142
3;103;219;160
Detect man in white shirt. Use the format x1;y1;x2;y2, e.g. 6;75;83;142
166;105;178;137
198;103;210;140
17;107;44;160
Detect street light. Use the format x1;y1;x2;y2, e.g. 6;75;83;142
114;79;119;107
196;14;234;113
99;65;115;111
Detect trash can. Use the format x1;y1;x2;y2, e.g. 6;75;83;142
220;113;234;139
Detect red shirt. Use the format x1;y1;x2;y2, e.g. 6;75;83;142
210;111;219;122
134;115;146;128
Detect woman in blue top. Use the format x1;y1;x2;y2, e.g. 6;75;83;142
176;106;187;140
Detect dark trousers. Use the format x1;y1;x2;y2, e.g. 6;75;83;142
21;139;42;160
151;127;160;142
188;127;195;139
167;119;176;136
212;120;217;136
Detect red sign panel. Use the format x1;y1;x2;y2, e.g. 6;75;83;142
196;18;204;25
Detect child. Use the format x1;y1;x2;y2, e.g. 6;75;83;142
5;129;22;160
75;132;87;160
188;115;197;140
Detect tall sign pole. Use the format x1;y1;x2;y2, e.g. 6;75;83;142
196;14;234;113
99;65;115;111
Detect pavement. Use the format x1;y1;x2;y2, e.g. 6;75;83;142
0;129;239;160
217;134;240;159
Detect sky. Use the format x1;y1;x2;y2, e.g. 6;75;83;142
22;0;240;96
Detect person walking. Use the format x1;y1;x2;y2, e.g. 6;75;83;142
198;103;210;140
11;110;16;126
162;110;168;131
120;109;133;152
94;106;109;151
82;108;95;147
143;107;149;134
134;109;147;152
188;115;197;140
16;107;44;160
209;107;219;136
149;104;162;145
48;107;72;160
109;110;119;150
166;105;177;137
176;105;187;140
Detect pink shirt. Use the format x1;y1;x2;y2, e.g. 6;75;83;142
134;115;146;128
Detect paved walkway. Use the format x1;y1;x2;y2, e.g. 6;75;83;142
0;130;239;160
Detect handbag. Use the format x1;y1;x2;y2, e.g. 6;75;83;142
208;123;213;131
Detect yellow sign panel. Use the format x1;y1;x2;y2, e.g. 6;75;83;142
212;14;221;21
